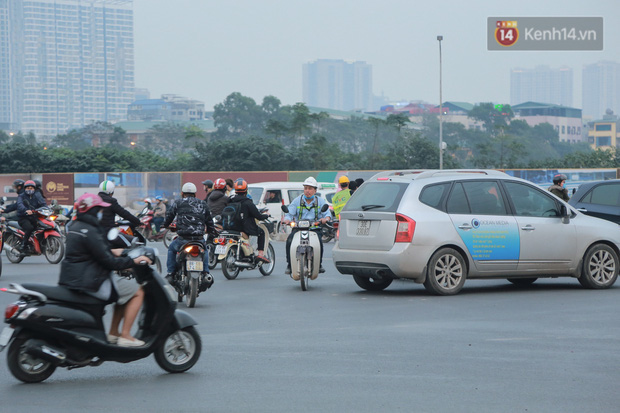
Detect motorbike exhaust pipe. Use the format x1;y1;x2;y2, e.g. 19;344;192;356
204;273;214;283
234;261;254;268
25;339;67;365
3;243;18;255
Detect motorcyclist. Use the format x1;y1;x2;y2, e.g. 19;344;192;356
282;177;331;274
332;175;351;219
548;174;570;201
207;178;229;217
97;180;142;246
152;195;166;232
0;179;25;220
163;182;215;289
58;193;152;347
16;180;47;253
34;179;46;199
202;179;214;203
228;179;271;263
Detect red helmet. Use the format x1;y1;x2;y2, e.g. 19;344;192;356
76;193;111;213
214;178;226;190
234;179;248;193
24;180;36;188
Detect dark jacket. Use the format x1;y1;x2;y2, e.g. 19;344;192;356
207;190;229;217
164;196;215;239
228;194;268;236
548;185;570;201
98;192;141;230
3;188;24;213
17;191;46;218
58;213;134;293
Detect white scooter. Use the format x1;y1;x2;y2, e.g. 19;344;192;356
281;204;329;291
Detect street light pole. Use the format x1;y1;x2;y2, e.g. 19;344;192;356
437;35;443;170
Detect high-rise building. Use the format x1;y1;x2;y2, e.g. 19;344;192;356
582;61;620;120
0;0;134;139
510;66;573;107
303;59;373;111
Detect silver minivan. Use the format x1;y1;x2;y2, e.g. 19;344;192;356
332;169;620;295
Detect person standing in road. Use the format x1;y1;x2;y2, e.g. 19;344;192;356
548;174;570;201
332;176;352;219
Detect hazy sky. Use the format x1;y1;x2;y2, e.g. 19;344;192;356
133;0;620;111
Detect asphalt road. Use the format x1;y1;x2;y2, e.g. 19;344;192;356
0;240;619;413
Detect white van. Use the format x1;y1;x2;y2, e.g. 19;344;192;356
247;181;338;233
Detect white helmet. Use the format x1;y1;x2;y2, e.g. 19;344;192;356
98;180;115;194
181;182;197;193
303;177;318;188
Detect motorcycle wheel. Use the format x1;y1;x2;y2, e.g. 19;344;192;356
163;230;176;248
208;244;218;270
186;274;198;308
154;256;163;274
154;326;202;373
7;335;57;383
44;236;65;264
300;253;308;291
321;227;334;243
259;244;276;276
222;246;240;280
5;234;24;264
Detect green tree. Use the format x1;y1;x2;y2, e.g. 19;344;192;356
213;92;264;139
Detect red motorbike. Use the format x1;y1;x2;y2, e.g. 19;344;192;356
3;207;65;264
137;206;168;243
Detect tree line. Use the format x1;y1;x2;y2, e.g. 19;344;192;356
0;93;616;174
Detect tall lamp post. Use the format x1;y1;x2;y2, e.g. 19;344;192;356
437;35;443;170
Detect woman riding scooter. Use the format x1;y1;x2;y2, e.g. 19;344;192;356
58;193;152;347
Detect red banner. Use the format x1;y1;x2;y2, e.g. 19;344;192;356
42;173;74;205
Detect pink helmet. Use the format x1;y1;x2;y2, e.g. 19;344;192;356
76;193;111;213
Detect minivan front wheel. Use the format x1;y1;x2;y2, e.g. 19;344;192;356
579;244;619;289
424;248;467;295
352;275;393;291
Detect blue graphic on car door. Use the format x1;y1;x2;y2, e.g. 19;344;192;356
451;215;521;271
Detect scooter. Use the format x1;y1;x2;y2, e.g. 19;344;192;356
0;230;201;383
215;210;275;280
115;219;163;274
320;219;339;243
281;204;329;291
3;206;65;264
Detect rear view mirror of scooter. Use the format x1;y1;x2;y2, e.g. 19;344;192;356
281;205;289;214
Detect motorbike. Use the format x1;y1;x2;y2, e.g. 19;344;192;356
215;210;275;280
0;197;5;277
137;206;169;242
0;233;201;383
3;206;65;265
115;219;163;274
320;219;339;243
169;237;214;308
206;215;223;270
163;220;177;248
281;204;329;291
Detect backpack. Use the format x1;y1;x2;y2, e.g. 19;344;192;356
221;202;243;231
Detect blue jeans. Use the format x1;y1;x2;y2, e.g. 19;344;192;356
167;237;209;274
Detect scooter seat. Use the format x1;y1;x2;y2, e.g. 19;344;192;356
8;221;21;229
21;283;106;306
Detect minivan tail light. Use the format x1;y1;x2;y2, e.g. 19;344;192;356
394;214;415;243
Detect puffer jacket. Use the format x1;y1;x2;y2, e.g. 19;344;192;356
58;213;134;293
207;190;229;217
164;196;215;240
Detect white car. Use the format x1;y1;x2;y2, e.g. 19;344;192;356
333;169;620;295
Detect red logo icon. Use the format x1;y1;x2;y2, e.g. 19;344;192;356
495;21;519;47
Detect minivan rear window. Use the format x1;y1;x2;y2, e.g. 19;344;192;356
344;182;408;213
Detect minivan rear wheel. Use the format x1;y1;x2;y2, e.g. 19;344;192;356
424;248;467;295
352;275;393;291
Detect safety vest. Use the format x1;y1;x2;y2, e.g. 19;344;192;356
332;189;351;218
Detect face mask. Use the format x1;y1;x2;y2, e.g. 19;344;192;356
25;189;35;195
97;211;103;221
303;194;315;202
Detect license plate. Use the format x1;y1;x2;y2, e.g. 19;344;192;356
186;260;203;271
356;220;370;236
215;245;227;255
0;326;15;348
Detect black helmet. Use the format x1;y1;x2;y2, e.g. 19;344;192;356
34;179;42;190
552;174;567;184
202;179;214;188
13;179;25;190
